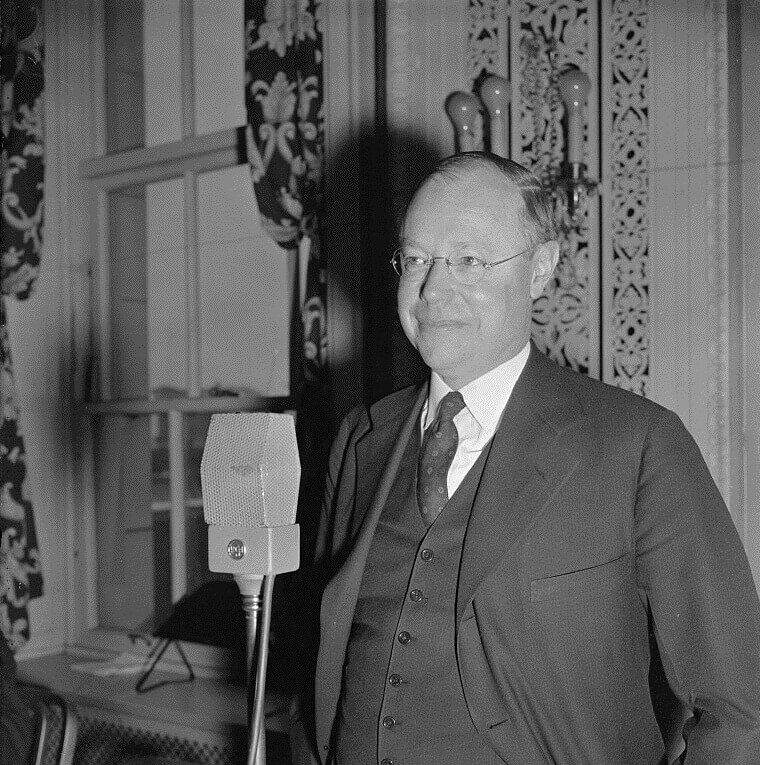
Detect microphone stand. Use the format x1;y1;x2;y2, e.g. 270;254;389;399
201;413;301;765
237;574;275;765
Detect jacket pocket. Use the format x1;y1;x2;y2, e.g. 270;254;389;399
530;552;629;603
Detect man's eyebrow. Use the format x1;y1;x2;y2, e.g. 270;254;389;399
398;239;427;251
400;238;492;251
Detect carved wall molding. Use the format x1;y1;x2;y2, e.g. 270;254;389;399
703;0;731;499
386;0;415;227
646;0;737;506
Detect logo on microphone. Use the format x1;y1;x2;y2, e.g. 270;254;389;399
227;539;246;560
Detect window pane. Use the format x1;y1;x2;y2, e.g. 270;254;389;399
105;0;145;153
96;185;152;631
95;185;222;633
146;177;188;393
94;410;221;633
144;0;183;146
196;165;292;395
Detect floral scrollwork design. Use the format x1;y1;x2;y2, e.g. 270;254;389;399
0;0;45;651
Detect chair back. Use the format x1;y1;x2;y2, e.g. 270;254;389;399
19;684;78;765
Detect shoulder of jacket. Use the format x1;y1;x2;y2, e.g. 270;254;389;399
367;383;422;423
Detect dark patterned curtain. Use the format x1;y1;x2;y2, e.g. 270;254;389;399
244;0;327;560
0;0;44;651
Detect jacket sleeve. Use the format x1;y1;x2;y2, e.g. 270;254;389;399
313;404;366;569
634;408;760;763
290;404;367;764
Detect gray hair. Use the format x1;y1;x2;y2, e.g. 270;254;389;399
414;151;558;246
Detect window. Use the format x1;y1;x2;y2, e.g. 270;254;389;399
80;0;293;648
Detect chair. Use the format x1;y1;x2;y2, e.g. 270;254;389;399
18;683;78;765
117;759;200;765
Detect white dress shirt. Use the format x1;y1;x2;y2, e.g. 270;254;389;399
421;342;531;497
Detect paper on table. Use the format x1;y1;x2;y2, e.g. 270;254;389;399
71;651;147;677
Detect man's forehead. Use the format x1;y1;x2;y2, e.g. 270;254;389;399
415;166;520;208
403;167;524;232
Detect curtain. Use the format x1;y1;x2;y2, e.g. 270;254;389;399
0;0;44;651
244;0;327;560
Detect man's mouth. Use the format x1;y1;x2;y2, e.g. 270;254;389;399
417;319;466;329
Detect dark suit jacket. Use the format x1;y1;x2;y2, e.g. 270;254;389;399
311;345;760;764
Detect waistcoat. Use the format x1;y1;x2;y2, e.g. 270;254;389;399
333;426;503;765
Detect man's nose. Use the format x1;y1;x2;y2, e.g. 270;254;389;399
420;258;452;301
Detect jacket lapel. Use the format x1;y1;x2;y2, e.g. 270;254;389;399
456;345;590;625
315;383;427;759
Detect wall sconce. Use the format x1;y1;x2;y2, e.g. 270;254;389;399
446;56;598;234
556;67;597;223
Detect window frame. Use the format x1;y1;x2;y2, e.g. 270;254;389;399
72;0;256;671
59;0;370;670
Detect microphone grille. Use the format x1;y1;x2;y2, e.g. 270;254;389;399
201;412;300;527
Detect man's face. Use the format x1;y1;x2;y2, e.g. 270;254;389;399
397;168;557;389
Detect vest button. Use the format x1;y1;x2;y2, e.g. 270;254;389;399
382;715;397;729
397;631;411;645
409;589;423;602
420;548;434;561
388;673;402;686
381;759;394;765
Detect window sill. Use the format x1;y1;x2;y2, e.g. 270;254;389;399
16;650;290;737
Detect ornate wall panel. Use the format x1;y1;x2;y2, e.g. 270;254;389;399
516;0;596;376
463;0;651;389
606;0;650;394
468;0;504;82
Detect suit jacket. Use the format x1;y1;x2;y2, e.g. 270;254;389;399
311;345;760;764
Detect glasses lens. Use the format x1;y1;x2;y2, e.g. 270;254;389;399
394;250;431;278
450;256;484;286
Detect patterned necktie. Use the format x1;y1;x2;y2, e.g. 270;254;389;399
417;391;466;527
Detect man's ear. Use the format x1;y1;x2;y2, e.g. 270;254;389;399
530;240;559;299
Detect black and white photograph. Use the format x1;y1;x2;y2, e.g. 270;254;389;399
1;1;759;763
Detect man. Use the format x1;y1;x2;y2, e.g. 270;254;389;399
304;153;760;764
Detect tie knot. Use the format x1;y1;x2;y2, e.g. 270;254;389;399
437;391;465;424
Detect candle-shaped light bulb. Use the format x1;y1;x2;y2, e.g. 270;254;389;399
445;91;481;152
479;75;510;116
479;75;510;158
558;68;590;166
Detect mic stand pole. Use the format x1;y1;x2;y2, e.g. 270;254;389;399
238;575;266;765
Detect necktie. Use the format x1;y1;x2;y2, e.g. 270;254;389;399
417;391;466;526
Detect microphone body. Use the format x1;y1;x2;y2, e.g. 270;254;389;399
201;412;301;584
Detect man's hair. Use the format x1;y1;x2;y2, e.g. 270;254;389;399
414;151;558;246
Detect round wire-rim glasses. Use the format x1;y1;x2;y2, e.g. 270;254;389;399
390;245;534;286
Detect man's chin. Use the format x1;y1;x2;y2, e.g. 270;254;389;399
417;345;467;378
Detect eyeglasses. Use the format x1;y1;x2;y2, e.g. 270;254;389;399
390;246;534;286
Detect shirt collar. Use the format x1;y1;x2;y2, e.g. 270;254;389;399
424;342;531;435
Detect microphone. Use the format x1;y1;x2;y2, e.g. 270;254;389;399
201;412;301;765
201;412;301;594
